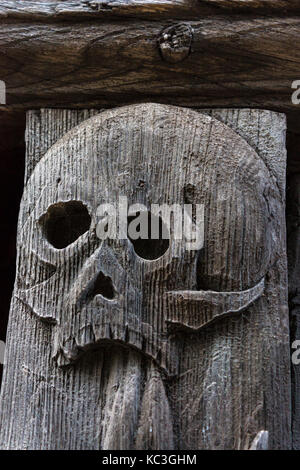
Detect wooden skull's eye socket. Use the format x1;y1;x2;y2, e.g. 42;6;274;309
127;211;169;260
40;201;91;249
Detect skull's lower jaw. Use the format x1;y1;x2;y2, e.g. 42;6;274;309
53;321;175;376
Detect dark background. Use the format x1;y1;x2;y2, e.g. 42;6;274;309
0;111;25;382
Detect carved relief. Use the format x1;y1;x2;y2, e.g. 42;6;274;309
0;104;290;449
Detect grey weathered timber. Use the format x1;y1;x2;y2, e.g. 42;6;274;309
0;103;290;449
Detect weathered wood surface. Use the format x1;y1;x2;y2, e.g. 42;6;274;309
0;104;290;449
0;17;300;113
24;108;101;182
1;0;299;21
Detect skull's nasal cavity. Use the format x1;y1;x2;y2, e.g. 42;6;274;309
90;271;115;300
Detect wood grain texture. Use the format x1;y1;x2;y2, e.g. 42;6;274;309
24;109;101;182
0;17;300;113
0;103;290;449
169;107;291;450
1;0;299;21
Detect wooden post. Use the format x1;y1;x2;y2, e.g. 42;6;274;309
0;103;291;449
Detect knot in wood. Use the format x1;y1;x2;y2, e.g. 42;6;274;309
159;24;193;64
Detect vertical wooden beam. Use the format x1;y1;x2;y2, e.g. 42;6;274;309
0;104;291;449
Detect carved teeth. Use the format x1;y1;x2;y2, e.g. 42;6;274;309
54;351;70;368
76;324;96;346
124;324;129;342
105;323;114;339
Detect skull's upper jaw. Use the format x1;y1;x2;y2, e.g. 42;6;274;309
164;277;265;331
54;277;265;375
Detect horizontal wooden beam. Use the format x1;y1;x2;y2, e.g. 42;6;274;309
1;0;300;21
0;17;300;115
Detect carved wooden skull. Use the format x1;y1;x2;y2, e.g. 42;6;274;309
15;104;281;376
